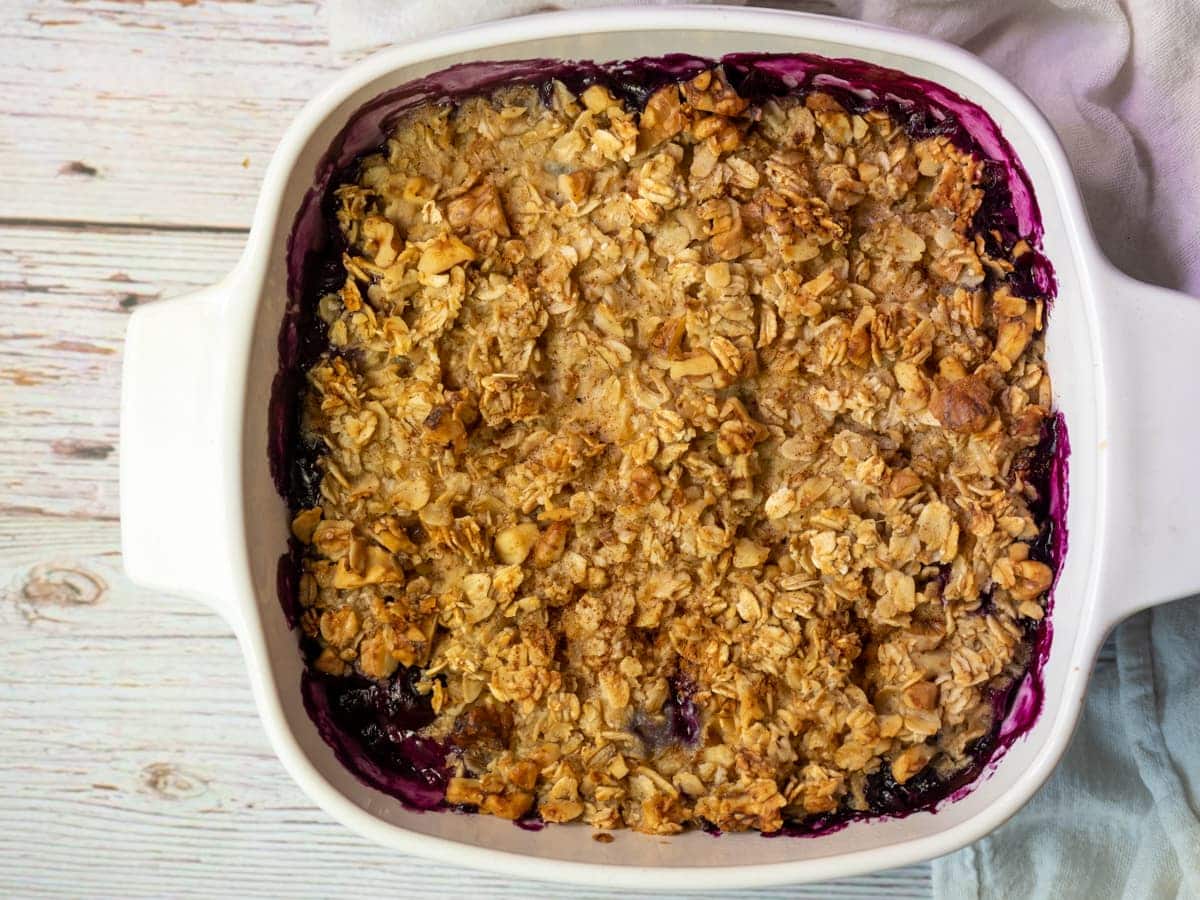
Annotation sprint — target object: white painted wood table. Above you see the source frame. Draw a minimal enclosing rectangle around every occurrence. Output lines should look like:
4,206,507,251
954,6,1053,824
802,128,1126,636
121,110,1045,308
0,2,932,895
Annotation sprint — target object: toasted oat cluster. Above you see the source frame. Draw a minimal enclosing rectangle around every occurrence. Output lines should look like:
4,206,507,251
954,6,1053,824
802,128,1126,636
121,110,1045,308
291,68,1053,834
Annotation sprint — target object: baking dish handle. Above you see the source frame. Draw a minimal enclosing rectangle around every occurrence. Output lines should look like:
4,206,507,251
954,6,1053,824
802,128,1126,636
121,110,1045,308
120,280,240,630
1096,262,1200,626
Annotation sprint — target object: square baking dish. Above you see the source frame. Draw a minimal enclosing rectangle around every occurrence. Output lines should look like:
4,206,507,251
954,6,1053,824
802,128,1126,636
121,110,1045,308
120,6,1200,889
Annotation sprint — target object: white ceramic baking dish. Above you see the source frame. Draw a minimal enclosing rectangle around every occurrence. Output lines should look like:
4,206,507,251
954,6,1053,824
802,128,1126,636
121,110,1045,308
120,6,1200,889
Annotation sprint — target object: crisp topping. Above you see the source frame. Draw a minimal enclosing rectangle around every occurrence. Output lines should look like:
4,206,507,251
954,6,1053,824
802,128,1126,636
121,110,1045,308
289,67,1053,834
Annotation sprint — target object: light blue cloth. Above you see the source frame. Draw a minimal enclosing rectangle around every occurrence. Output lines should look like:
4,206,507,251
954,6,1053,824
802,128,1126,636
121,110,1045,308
932,599,1200,899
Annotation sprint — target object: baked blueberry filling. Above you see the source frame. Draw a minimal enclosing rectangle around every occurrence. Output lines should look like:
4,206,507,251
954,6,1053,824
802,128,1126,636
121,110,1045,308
272,52,1069,836
302,667,447,810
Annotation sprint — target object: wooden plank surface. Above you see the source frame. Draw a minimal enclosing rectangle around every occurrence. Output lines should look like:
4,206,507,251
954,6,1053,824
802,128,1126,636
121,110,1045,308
0,1,933,896
1,0,338,229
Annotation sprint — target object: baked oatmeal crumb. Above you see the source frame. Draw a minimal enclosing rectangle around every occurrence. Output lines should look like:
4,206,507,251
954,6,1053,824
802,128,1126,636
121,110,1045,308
291,68,1054,834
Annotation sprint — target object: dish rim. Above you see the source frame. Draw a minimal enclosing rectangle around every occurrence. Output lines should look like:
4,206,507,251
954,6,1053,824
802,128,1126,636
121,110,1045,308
121,4,1200,889
244,10,1092,884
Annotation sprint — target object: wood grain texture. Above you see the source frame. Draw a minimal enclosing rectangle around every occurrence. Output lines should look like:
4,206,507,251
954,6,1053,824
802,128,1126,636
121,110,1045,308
0,226,246,519
0,1,933,895
1,0,338,229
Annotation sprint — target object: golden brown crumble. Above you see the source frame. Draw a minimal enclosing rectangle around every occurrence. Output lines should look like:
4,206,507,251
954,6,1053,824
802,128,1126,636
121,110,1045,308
292,69,1053,834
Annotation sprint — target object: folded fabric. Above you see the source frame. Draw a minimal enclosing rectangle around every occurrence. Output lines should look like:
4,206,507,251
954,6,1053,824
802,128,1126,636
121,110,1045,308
327,2,1200,896
934,601,1200,900
329,0,743,56
328,0,1200,296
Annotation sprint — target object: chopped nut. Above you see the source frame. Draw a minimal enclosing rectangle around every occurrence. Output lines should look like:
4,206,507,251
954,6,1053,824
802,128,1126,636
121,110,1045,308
480,790,535,820
447,182,510,237
418,233,475,274
682,68,749,116
639,85,687,151
1010,559,1054,602
889,468,924,498
331,546,405,588
532,521,569,568
540,799,584,823
931,375,995,434
904,681,940,710
495,523,540,566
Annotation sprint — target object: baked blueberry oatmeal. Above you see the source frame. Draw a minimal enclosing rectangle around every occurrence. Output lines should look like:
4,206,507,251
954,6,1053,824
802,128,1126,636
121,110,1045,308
275,55,1064,835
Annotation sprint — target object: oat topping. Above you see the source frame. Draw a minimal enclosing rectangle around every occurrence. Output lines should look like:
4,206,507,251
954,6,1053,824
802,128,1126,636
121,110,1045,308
288,67,1054,834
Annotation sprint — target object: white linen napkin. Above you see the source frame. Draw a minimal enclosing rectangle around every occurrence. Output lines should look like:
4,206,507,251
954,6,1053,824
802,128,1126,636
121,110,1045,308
328,0,1200,294
327,3,1200,896
329,1,743,57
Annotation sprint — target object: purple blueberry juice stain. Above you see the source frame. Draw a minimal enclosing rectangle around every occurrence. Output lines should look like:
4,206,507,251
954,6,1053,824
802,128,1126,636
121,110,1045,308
515,814,547,832
301,667,448,811
634,674,701,751
664,675,702,746
276,538,304,630
269,52,1070,831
